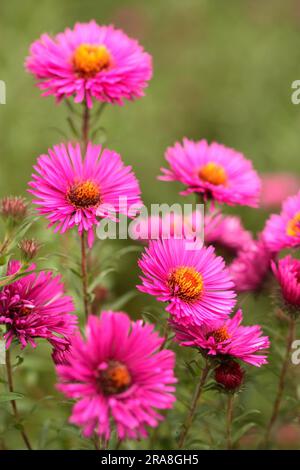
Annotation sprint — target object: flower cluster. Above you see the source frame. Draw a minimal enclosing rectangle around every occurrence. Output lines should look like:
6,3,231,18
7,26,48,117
4,17,295,450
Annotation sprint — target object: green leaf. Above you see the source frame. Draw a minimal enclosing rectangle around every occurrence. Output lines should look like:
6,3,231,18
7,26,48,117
0,392,24,402
107,290,138,310
0,267,47,287
66,117,79,138
233,409,261,424
232,422,256,444
88,267,116,290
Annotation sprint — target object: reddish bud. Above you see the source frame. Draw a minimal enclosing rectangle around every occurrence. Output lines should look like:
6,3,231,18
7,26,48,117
215,360,244,392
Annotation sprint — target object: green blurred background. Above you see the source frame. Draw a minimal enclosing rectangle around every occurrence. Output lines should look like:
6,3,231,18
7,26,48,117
1,0,300,450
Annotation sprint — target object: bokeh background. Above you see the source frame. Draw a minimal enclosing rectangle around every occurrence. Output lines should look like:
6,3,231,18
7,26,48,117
1,0,300,450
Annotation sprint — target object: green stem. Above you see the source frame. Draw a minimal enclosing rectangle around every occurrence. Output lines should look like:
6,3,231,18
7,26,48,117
81,231,89,319
226,394,234,450
264,317,296,446
82,102,90,151
5,349,32,450
178,360,211,448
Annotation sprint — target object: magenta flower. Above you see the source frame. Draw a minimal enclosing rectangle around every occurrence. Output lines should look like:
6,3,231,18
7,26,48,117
137,238,236,326
262,191,300,253
272,256,300,313
205,213,253,259
229,239,272,293
25,21,152,108
260,173,300,209
171,309,270,367
56,312,176,441
0,261,77,350
131,212,204,244
159,138,261,207
28,142,142,247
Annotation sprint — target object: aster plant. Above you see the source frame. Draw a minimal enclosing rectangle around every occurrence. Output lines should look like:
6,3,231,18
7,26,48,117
1,16,298,453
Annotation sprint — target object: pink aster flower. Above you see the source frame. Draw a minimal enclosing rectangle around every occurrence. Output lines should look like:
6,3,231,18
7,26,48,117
159,138,261,207
262,191,300,253
171,309,270,367
205,213,253,259
272,256,300,313
137,238,236,326
56,311,176,441
25,21,152,108
229,239,272,293
260,173,300,209
0,261,77,350
131,211,204,244
28,142,142,247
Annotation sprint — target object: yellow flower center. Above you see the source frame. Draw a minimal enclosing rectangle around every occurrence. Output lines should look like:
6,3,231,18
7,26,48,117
72,44,112,78
287,212,300,237
99,361,132,395
208,326,231,343
67,181,101,208
198,162,227,186
168,266,203,302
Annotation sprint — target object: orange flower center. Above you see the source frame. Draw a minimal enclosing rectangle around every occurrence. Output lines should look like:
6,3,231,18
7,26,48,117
99,361,132,395
286,212,300,237
198,162,227,186
72,44,112,78
168,266,203,302
208,326,231,343
67,181,101,208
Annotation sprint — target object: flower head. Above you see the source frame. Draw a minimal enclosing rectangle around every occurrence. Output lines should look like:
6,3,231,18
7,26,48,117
171,309,270,366
262,191,300,253
0,261,77,350
272,256,300,316
260,173,300,209
205,213,253,262
56,311,176,441
131,211,204,245
159,139,261,207
26,21,152,108
138,238,236,326
229,239,272,293
28,142,142,247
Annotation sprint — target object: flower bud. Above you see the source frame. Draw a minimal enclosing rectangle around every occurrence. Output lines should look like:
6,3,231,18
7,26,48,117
18,239,40,261
0,196,27,224
215,360,244,392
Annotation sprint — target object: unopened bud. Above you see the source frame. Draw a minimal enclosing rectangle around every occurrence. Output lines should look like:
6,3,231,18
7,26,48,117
0,196,27,224
19,239,39,261
215,360,244,392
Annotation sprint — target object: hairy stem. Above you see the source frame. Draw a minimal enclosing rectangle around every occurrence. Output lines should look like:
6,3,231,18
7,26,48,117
264,317,296,445
79,101,91,320
82,102,90,151
178,360,211,448
5,349,32,450
226,394,234,450
81,231,89,319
